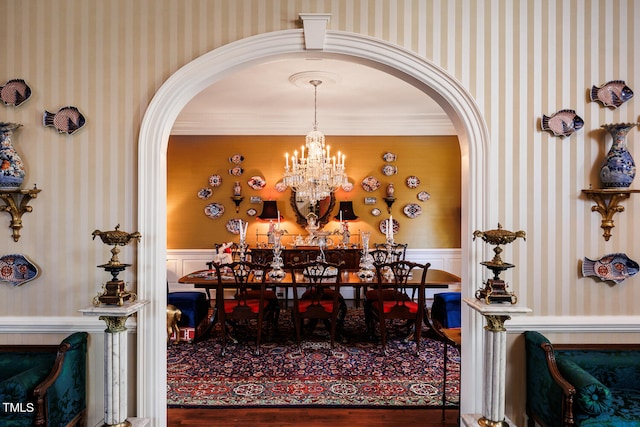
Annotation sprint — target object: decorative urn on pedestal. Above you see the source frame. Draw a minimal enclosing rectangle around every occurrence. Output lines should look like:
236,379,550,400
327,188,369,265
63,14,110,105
91,224,141,306
600,122,638,188
473,223,526,304
0,123,25,190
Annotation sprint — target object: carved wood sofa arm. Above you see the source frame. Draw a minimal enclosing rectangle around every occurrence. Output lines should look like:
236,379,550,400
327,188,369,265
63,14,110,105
541,342,577,427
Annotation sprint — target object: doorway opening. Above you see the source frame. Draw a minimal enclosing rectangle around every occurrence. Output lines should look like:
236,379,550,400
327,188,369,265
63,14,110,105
137,29,488,425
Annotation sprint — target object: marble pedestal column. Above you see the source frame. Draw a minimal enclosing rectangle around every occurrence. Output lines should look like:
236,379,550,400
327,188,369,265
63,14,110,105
462,298,531,427
80,300,149,427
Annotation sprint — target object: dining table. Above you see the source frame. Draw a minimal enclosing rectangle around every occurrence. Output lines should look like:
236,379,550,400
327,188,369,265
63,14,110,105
177,267,461,307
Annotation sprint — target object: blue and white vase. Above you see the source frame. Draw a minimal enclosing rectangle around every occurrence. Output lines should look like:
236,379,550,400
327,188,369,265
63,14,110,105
0,123,25,190
600,122,638,188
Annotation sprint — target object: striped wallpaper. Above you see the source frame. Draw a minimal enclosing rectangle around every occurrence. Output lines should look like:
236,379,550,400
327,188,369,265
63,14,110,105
2,0,638,319
1,1,639,424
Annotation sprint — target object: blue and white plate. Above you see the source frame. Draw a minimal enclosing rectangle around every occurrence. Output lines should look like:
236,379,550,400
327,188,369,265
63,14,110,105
403,203,422,218
208,174,222,187
204,202,225,219
198,188,213,199
417,191,430,201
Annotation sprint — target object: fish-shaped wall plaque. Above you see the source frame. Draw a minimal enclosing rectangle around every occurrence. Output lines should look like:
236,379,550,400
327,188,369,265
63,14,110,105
582,253,639,284
541,109,584,137
43,106,86,135
0,79,31,107
590,80,634,109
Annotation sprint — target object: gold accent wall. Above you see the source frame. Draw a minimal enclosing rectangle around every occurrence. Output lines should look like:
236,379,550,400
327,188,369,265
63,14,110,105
168,135,461,249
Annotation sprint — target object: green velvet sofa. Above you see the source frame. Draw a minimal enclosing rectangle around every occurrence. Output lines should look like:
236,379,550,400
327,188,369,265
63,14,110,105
0,332,87,427
525,331,640,427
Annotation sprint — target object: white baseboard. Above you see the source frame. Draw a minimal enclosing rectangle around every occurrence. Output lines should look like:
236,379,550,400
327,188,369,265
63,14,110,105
0,316,137,334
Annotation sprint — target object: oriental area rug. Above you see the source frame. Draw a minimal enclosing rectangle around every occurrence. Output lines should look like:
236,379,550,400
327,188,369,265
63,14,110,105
167,308,460,408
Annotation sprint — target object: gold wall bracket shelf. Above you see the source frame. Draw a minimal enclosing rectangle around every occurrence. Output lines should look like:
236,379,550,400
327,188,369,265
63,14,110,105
0,186,42,242
582,188,640,241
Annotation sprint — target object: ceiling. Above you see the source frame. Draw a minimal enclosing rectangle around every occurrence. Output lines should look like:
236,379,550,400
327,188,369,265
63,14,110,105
171,56,455,136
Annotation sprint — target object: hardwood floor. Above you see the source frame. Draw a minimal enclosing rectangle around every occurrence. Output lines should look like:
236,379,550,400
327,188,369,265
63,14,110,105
167,407,460,426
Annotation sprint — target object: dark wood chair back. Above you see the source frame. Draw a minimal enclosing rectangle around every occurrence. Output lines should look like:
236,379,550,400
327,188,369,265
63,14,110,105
214,261,269,356
289,260,345,349
372,260,430,354
373,242,408,261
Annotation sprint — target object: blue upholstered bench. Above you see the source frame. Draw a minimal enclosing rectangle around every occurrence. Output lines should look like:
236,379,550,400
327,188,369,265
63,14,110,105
431,292,461,329
0,332,87,427
168,291,211,342
525,331,640,427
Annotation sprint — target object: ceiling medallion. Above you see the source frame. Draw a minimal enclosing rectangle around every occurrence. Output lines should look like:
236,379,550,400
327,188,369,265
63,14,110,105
288,71,340,88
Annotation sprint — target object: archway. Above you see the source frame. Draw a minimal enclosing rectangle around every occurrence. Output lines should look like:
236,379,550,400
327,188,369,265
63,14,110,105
137,29,489,425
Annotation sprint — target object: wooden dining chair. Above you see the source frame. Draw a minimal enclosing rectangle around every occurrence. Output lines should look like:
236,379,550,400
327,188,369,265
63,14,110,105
369,249,390,266
214,261,275,356
373,242,408,262
289,260,347,350
368,260,430,354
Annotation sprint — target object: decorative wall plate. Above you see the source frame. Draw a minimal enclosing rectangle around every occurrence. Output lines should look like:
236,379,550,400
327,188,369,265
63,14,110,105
246,208,257,216
204,202,225,219
247,175,266,190
0,79,31,107
590,80,634,109
403,203,422,218
371,208,381,216
383,152,397,162
361,176,380,192
275,180,287,192
226,219,242,234
379,218,400,235
382,164,397,176
229,166,244,176
43,106,86,135
197,188,212,199
541,109,584,137
582,253,639,284
208,174,222,187
417,191,431,201
0,254,40,286
342,181,354,192
229,154,245,164
406,176,420,188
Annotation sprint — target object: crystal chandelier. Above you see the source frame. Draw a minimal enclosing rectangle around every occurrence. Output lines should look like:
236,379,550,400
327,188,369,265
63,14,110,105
283,79,348,206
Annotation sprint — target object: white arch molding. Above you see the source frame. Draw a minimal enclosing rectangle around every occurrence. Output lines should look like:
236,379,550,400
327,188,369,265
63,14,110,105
138,29,489,426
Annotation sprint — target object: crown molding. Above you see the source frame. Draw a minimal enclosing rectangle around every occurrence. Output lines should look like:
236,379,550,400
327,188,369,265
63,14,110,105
171,112,456,136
